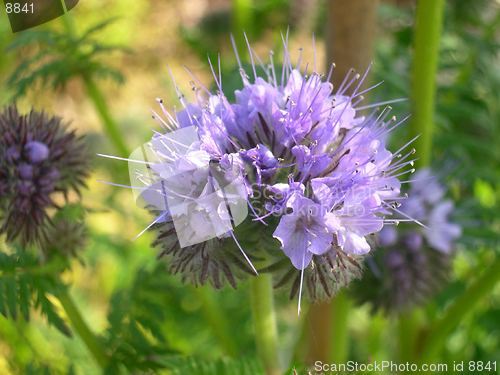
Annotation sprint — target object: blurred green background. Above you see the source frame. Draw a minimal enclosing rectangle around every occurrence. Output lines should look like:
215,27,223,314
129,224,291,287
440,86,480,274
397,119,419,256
0,0,500,374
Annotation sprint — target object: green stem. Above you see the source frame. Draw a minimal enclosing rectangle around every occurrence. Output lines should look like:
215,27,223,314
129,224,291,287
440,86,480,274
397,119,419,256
57,289,110,370
410,0,446,168
231,0,254,61
398,308,424,364
306,301,332,364
330,292,350,366
368,312,385,359
59,16,129,157
190,286,238,358
418,255,500,364
250,274,281,375
83,76,130,157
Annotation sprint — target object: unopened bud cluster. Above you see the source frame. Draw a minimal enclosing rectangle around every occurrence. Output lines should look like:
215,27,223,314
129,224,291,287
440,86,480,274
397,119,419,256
0,105,89,250
351,168,461,313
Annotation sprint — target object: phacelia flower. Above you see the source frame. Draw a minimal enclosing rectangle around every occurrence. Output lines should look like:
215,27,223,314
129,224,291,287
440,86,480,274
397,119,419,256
101,34,414,312
351,168,462,314
0,104,89,249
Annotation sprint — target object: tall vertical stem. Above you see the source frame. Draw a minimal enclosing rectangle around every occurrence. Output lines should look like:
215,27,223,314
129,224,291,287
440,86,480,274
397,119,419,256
409,0,446,168
250,274,281,375
398,308,424,364
329,292,351,365
83,76,130,157
231,0,254,62
60,15,130,157
191,286,239,358
400,0,445,363
326,0,379,94
305,0,379,366
306,301,332,364
57,289,110,370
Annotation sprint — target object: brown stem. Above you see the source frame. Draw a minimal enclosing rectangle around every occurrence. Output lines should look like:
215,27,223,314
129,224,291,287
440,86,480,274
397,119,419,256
326,0,380,95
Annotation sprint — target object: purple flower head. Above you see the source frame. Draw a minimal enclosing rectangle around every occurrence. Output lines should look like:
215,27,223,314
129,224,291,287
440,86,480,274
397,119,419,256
101,33,416,304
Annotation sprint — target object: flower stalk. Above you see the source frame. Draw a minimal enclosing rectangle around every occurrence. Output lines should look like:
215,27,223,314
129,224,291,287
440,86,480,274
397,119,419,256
418,255,500,364
402,0,445,364
410,0,446,168
83,76,130,157
60,14,130,157
231,0,254,59
191,286,239,358
56,289,110,370
330,292,351,365
250,274,281,375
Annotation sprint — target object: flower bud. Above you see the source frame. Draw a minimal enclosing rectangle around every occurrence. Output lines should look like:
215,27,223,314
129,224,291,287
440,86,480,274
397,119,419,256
25,141,50,164
6,147,20,165
17,165,35,180
17,180,35,196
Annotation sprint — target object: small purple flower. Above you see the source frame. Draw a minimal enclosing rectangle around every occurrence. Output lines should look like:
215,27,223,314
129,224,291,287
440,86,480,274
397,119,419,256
398,169,462,253
426,200,462,253
273,195,340,270
241,144,278,185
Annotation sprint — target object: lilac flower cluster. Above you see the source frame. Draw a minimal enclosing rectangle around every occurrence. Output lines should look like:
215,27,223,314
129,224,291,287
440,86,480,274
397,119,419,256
103,36,414,307
352,168,462,313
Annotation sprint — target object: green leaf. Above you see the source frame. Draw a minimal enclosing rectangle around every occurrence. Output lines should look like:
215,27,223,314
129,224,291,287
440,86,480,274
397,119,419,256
0,278,7,318
34,279,72,338
6,276,18,320
6,19,127,99
18,274,31,321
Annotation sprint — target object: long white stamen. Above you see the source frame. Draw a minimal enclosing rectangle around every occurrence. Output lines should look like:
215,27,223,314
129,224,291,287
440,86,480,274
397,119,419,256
230,230,258,275
298,252,306,316
97,154,153,165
